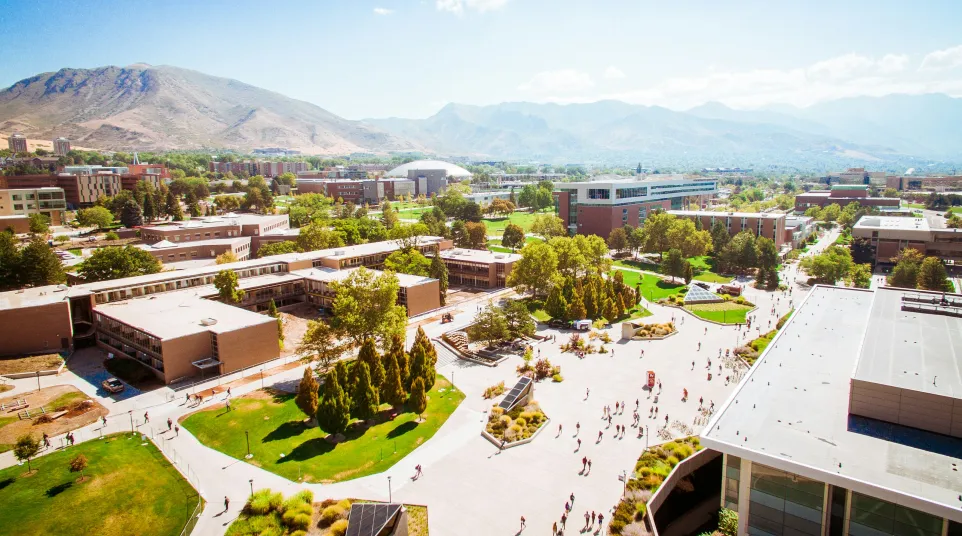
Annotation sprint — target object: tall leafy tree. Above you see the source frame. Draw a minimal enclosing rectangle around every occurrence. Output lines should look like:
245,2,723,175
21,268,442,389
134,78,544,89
257,240,301,257
607,227,628,255
380,201,399,230
120,199,144,228
18,237,66,287
710,220,730,255
529,214,566,239
13,435,40,473
408,376,428,421
507,242,558,298
428,252,449,306
384,248,431,276
350,362,379,420
79,246,162,282
299,319,349,370
661,248,686,282
917,257,952,291
28,213,50,235
501,223,525,251
330,267,407,351
297,220,345,251
887,249,924,288
295,368,319,424
316,370,350,435
214,269,245,303
76,206,114,228
470,305,510,347
166,190,184,221
0,231,20,290
544,281,568,320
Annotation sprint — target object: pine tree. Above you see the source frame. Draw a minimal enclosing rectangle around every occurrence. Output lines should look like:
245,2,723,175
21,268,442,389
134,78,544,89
380,351,407,410
350,362,379,421
429,253,449,305
142,192,156,222
335,361,353,407
413,326,436,366
267,300,284,346
166,190,184,221
316,370,350,435
603,297,618,322
357,338,385,389
567,288,587,320
545,283,568,320
407,342,428,392
408,376,428,421
295,368,319,424
384,334,409,388
18,237,66,287
120,199,143,228
583,278,598,319
683,262,694,284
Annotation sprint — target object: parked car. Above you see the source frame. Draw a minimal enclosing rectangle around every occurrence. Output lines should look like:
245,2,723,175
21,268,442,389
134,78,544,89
101,377,125,394
695,282,710,290
549,319,568,329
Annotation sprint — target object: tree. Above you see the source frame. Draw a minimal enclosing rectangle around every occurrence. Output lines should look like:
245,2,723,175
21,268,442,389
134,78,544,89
518,184,539,208
503,300,536,338
535,187,554,211
350,362,379,420
14,434,39,473
917,256,952,291
882,188,899,198
507,242,558,298
627,227,646,258
380,350,407,410
69,453,89,481
214,269,245,303
79,246,162,282
299,319,349,370
0,231,20,290
471,304,510,346
381,201,399,230
142,191,156,222
76,206,114,228
28,213,50,235
257,241,301,257
295,368,319,423
530,214,566,239
567,285,587,320
357,338,385,389
486,198,516,217
428,252,448,306
18,237,65,287
800,246,853,284
683,262,694,284
544,281,568,320
501,223,525,251
887,248,925,288
607,227,628,255
661,249,686,282
849,263,872,288
120,199,143,228
851,237,874,264
463,221,488,249
268,299,284,346
756,236,779,272
388,222,430,250
216,251,238,265
384,334,409,387
297,220,345,251
330,267,407,350
710,221,730,254
408,376,428,421
668,219,712,258
316,370,350,435
166,190,184,221
821,203,841,222
384,248,431,276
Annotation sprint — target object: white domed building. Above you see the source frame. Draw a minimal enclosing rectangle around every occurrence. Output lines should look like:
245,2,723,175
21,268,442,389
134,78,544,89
385,160,472,197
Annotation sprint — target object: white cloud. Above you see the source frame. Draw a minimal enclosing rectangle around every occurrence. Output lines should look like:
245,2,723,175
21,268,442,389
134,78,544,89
436,0,510,15
373,7,393,15
920,45,962,71
518,69,594,94
525,46,962,109
604,66,626,80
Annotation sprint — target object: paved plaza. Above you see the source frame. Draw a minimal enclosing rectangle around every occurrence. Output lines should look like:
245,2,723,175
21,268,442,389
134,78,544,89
0,243,810,536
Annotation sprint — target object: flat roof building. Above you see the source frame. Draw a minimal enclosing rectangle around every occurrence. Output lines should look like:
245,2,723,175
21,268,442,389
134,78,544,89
554,177,718,238
795,185,900,212
53,137,70,156
436,248,520,288
668,210,787,249
7,133,27,154
0,186,67,228
701,286,962,536
852,215,962,265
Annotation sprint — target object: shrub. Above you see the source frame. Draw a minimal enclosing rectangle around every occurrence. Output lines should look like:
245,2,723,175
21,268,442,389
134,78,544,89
34,414,53,424
54,235,69,243
663,441,679,452
247,489,278,515
674,444,693,459
290,531,307,536
667,455,680,467
483,381,506,399
104,232,119,240
320,505,345,526
329,519,349,536
514,417,527,428
490,406,504,417
292,489,313,504
718,508,738,536
552,373,564,382
534,358,553,380
336,499,352,511
289,513,311,531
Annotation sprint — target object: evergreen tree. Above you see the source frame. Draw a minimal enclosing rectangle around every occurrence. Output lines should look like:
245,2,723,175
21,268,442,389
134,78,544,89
335,361,353,402
683,261,694,284
316,370,350,435
917,257,952,291
267,299,284,346
603,297,618,322
408,376,428,421
120,199,143,228
18,236,65,287
357,338,385,389
142,192,156,222
350,362,379,421
428,252,449,306
384,334,409,388
583,277,598,319
186,190,202,218
380,351,407,409
407,342,428,392
295,368,319,423
544,283,568,320
567,288,587,320
413,326,436,366
166,190,184,221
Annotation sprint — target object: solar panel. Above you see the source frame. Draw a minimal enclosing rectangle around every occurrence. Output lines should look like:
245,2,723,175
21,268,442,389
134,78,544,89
683,284,722,304
345,503,403,536
498,376,532,411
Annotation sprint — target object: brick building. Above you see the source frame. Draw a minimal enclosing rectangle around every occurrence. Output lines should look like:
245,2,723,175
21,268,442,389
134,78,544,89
851,216,962,265
554,177,718,238
436,249,519,288
0,187,67,228
795,185,900,211
667,210,788,248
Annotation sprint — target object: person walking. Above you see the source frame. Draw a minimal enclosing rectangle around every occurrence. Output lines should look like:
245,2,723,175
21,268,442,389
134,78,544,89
598,513,604,528
520,516,526,530
143,411,149,423
553,521,558,534
227,387,232,397
224,496,230,512
582,456,588,471
226,399,232,412
597,430,603,442
570,492,575,505
585,388,590,399
576,422,580,435
584,511,590,530
561,513,567,530
577,438,582,449
587,459,592,472
174,424,180,437
558,423,562,436
102,415,108,427
167,418,173,431
591,511,597,527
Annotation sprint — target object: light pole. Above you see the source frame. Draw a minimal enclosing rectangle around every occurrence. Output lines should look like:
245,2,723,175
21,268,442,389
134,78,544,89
621,470,628,496
245,431,253,459
36,371,41,392
645,425,649,450
388,476,392,503
129,410,134,433
260,367,265,388
249,479,254,497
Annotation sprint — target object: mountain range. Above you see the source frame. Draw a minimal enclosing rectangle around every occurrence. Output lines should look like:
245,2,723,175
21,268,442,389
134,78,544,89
1,64,961,168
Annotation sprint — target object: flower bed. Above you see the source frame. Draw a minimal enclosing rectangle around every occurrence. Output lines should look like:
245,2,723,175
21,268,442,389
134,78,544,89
485,401,547,444
623,321,676,340
608,436,703,535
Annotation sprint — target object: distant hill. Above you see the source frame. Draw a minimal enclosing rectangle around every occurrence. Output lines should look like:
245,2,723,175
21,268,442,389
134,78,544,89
0,65,420,154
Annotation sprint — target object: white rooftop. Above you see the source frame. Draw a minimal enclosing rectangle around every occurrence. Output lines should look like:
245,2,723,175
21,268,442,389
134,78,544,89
0,285,70,309
854,216,930,231
668,209,785,220
294,267,435,288
137,237,248,251
701,286,962,521
94,292,273,339
437,248,520,264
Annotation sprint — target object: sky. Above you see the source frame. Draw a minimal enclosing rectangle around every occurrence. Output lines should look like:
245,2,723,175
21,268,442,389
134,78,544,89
1,0,962,120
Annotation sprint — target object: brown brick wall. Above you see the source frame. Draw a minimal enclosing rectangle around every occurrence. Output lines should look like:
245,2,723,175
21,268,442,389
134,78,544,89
160,333,214,383
0,301,72,356
214,321,280,374
403,281,441,316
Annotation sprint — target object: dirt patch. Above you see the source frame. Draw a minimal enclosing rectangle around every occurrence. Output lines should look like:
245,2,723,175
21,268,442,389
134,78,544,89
278,303,320,358
0,353,63,375
0,385,107,448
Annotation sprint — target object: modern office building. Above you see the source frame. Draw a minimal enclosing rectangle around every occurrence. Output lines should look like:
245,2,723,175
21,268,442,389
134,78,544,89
1,173,122,207
553,177,719,238
209,160,308,177
851,216,962,265
53,137,71,156
300,267,440,316
795,186,900,211
821,168,888,186
380,178,416,200
702,285,962,536
0,187,67,227
887,175,962,192
7,133,27,153
436,249,520,288
784,215,815,248
139,215,289,244
668,210,787,248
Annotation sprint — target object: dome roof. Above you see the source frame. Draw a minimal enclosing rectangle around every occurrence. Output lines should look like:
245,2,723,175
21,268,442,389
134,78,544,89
385,160,472,178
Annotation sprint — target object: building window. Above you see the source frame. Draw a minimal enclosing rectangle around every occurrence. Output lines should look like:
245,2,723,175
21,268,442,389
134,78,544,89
849,493,942,536
587,188,610,200
724,454,740,511
748,463,824,536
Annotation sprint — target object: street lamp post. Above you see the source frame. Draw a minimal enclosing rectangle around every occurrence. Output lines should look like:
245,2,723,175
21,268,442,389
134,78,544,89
249,479,254,497
622,470,628,496
128,410,134,433
36,371,41,392
245,431,253,459
260,367,265,388
645,425,649,450
388,476,392,503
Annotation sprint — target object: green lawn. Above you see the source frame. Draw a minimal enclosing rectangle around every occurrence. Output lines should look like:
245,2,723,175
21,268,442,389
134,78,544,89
182,375,464,484
684,302,753,324
488,236,543,253
0,433,200,536
613,269,687,301
613,255,733,284
481,210,551,234
905,203,925,209
521,298,551,322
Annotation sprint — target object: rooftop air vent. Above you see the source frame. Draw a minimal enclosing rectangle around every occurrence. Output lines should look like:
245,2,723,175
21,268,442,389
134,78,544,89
200,318,218,326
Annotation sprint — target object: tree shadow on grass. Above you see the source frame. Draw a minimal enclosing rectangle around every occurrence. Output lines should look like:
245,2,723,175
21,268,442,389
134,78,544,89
279,437,335,462
263,421,308,443
0,477,13,491
267,390,296,404
386,420,419,439
656,280,685,290
45,481,72,497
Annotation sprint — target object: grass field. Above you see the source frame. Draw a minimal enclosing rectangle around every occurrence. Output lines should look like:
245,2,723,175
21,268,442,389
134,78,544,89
481,211,543,234
0,433,200,536
684,302,753,324
488,236,543,253
0,353,63,374
182,375,464,483
613,255,733,284
613,269,687,301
